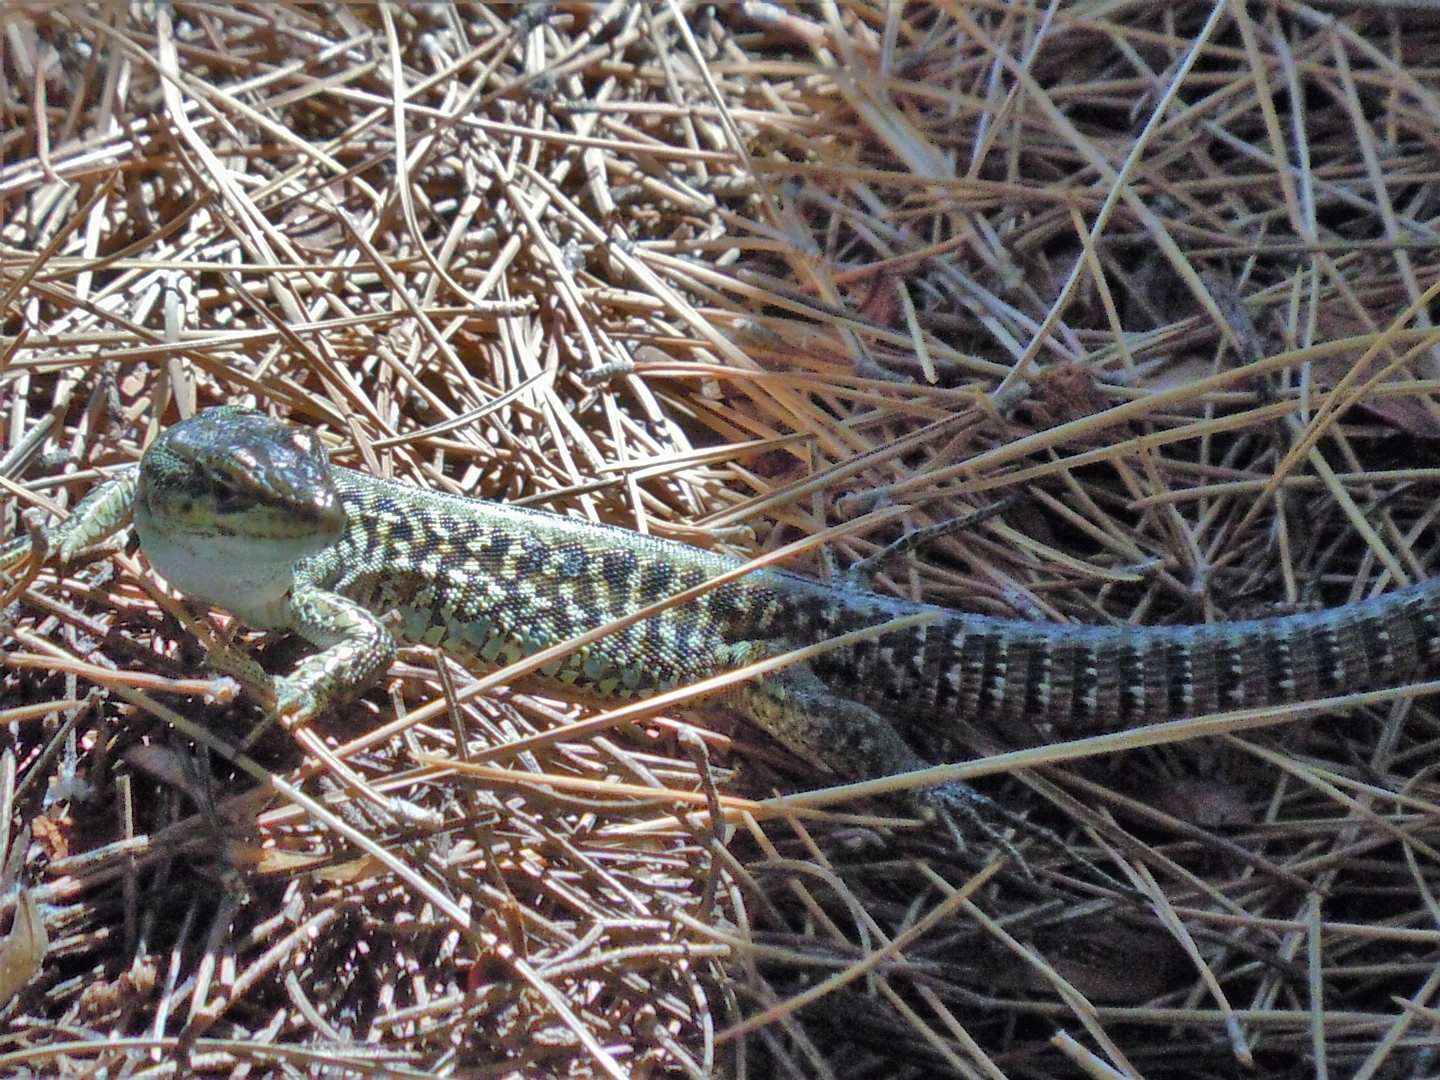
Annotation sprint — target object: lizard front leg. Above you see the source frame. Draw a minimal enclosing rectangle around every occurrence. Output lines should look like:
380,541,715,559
271,586,397,726
1,465,140,575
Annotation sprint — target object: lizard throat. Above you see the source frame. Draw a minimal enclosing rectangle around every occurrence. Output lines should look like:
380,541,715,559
133,507,306,629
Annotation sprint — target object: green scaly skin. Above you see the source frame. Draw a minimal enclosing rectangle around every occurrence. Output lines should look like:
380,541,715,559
1,409,940,796
7,407,1440,827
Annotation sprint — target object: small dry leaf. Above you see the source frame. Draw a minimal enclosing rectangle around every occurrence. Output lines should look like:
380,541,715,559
0,888,49,1005
851,271,902,327
124,745,210,807
1021,361,1112,429
1310,301,1440,437
1151,777,1254,828
1311,354,1440,437
29,814,69,862
1043,922,1182,1003
986,917,1183,1003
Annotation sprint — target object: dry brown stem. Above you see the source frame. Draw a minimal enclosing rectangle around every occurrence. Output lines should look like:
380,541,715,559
2,2,1440,1076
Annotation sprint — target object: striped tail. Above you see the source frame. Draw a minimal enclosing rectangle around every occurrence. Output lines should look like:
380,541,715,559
832,579,1440,747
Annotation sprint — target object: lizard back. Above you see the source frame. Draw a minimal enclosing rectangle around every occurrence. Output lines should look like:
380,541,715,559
305,469,1440,747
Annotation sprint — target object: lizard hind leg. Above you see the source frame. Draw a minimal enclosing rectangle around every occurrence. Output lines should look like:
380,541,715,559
735,660,936,781
732,659,1128,882
735,660,1029,864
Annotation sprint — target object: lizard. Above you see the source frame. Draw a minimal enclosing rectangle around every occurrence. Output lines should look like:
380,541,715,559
3,406,1438,825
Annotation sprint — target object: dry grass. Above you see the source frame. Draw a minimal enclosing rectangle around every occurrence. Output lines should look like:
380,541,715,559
2,1,1440,1076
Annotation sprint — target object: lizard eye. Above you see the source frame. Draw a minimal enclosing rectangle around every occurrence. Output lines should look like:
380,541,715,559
211,477,245,512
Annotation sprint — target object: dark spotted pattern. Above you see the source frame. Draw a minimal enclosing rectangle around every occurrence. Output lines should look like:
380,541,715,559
21,409,1440,788
290,462,1440,758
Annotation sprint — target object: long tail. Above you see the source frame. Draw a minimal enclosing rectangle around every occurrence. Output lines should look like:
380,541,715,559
829,578,1440,745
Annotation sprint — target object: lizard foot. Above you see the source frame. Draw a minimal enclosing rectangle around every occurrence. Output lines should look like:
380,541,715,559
913,780,1036,875
915,780,1128,894
271,676,321,732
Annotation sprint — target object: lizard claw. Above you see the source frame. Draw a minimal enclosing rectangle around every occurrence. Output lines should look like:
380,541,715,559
916,780,1131,895
914,780,1037,876
272,678,319,731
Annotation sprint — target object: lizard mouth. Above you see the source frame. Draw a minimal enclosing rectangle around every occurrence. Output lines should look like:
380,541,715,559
135,486,345,570
136,463,345,548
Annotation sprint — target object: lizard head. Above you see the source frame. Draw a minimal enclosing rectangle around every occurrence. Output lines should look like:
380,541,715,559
132,407,346,624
